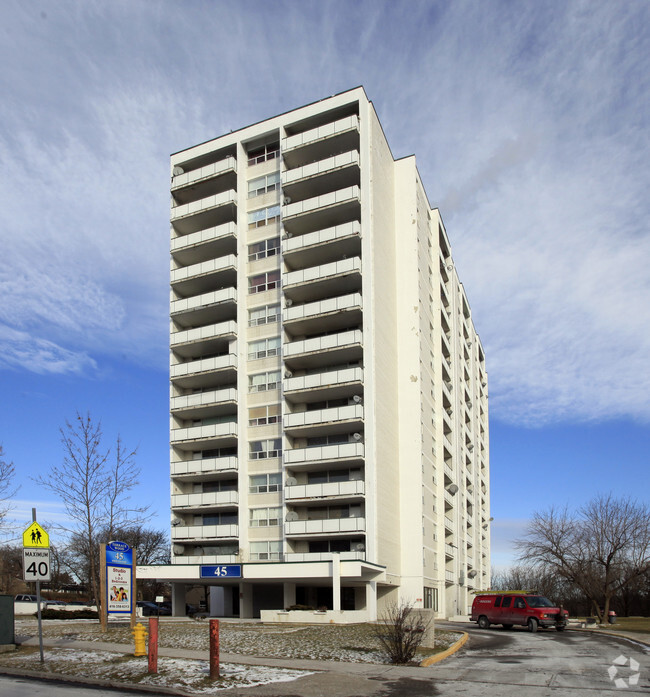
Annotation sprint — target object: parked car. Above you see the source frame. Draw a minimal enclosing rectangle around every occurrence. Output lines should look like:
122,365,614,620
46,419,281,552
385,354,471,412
137,601,161,616
14,594,38,603
44,600,68,608
471,591,569,632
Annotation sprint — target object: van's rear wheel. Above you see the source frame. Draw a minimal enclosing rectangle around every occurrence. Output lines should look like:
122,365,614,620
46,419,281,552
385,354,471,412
478,616,490,630
527,618,539,633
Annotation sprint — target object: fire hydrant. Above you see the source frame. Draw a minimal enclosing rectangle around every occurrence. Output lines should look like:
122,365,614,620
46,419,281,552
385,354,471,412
133,623,148,656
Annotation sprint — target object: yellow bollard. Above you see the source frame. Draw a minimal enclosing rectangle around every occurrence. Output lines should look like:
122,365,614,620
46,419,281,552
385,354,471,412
132,622,148,656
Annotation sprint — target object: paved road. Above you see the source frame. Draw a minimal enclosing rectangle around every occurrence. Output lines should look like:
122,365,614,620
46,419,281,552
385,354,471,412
4,624,650,696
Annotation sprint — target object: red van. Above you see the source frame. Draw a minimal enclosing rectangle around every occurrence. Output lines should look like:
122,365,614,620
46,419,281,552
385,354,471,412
471,591,568,632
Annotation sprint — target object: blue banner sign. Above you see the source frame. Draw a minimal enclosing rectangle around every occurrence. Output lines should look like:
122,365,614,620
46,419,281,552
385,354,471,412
200,564,242,579
106,540,133,567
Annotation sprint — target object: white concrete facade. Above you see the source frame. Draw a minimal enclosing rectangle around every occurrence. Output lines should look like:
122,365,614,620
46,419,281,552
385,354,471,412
161,87,490,620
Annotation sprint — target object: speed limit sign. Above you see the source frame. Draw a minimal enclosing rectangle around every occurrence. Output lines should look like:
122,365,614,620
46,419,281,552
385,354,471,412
23,548,51,581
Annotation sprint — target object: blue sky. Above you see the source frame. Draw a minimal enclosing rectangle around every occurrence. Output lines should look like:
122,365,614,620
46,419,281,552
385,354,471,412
1,0,648,569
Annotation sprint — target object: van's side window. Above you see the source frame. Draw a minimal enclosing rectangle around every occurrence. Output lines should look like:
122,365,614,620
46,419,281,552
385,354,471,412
514,597,525,609
501,596,512,608
494,596,502,607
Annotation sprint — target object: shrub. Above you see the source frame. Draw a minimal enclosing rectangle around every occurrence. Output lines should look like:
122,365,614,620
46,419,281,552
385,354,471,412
38,609,99,620
372,601,431,664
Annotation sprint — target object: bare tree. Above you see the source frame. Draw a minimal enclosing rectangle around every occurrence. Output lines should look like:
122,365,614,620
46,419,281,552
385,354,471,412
516,494,650,622
32,412,148,615
0,445,17,528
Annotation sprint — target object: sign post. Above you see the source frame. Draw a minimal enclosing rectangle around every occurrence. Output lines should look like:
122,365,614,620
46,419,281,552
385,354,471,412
22,510,50,663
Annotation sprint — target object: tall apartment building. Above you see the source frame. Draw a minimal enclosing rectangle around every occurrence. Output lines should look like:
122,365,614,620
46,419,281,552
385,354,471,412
164,87,490,620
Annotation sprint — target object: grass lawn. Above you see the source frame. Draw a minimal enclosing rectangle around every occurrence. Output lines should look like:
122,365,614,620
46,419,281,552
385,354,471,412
611,616,650,635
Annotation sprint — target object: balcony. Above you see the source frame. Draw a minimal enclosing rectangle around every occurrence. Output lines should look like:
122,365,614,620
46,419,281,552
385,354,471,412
170,422,238,450
282,186,360,236
171,156,237,192
171,222,237,267
282,115,360,168
171,254,237,297
445,570,455,584
171,190,237,235
284,404,364,437
284,367,363,402
284,551,365,562
283,293,362,335
284,442,365,471
174,554,238,565
445,543,455,559
284,329,363,370
282,221,361,271
444,515,454,531
171,524,239,541
282,151,360,202
283,257,361,304
170,354,237,390
170,388,237,420
171,491,238,511
170,456,238,480
285,480,365,502
285,517,366,537
170,320,237,359
170,287,237,329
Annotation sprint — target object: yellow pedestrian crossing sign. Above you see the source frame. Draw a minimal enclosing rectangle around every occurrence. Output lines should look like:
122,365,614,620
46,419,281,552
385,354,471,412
23,522,49,548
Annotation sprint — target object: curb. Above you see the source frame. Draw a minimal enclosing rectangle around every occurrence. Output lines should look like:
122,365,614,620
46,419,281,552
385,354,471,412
420,632,469,667
568,626,650,648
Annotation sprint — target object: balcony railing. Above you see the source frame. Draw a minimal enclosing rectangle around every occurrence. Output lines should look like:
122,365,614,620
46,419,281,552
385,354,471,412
285,480,365,501
283,257,361,289
170,320,237,350
171,254,237,287
285,517,366,536
284,293,362,326
170,456,237,478
445,570,455,583
284,442,365,467
282,115,359,153
284,551,365,562
170,388,237,414
170,422,238,444
284,367,363,394
284,404,363,430
170,354,237,382
283,221,360,251
283,186,360,220
171,524,239,540
171,190,237,221
445,543,456,558
171,491,238,509
282,151,359,186
284,329,362,359
172,221,237,250
172,554,238,565
171,157,237,190
170,288,236,318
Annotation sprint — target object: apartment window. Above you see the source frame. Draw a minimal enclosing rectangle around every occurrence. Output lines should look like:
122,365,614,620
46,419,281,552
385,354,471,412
201,479,237,493
194,446,237,459
249,472,282,492
249,507,282,527
249,270,280,294
249,304,281,327
247,142,279,166
306,433,350,447
309,539,352,553
248,205,281,229
248,404,281,427
248,172,280,197
307,469,357,484
249,438,282,460
248,237,280,261
307,504,362,520
248,337,280,360
201,512,238,526
249,540,282,561
249,370,281,392
423,586,438,611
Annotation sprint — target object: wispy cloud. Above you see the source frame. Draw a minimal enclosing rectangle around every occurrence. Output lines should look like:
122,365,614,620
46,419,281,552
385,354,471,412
0,0,647,425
